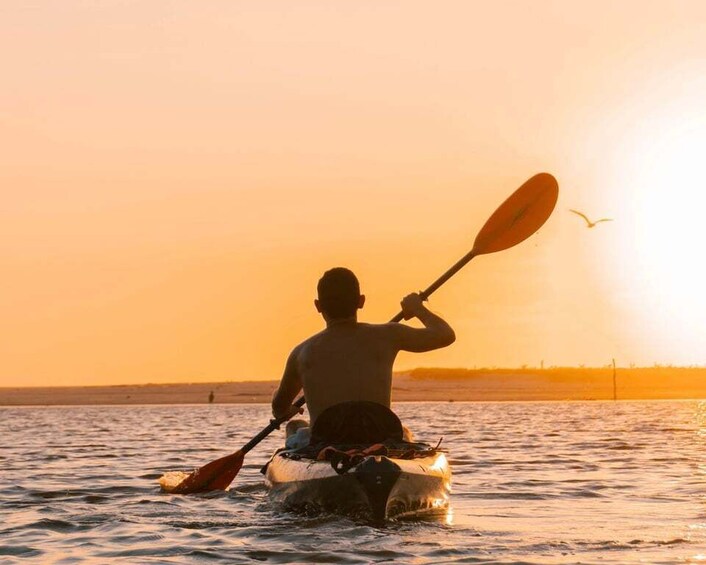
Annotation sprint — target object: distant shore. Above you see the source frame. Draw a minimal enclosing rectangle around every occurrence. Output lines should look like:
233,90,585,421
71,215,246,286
2,367,705,406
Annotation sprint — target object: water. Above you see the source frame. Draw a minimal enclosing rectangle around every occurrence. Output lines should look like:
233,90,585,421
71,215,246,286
2,401,706,564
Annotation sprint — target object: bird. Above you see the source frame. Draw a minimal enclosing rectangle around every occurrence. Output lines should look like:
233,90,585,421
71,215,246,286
569,209,613,228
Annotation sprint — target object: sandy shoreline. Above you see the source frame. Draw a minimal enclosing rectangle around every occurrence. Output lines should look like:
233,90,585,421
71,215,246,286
2,367,705,406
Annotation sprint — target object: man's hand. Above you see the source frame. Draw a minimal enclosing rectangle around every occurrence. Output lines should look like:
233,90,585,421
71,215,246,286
400,293,427,321
393,293,456,352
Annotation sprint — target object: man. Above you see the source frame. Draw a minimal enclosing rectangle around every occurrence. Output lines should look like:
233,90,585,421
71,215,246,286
272,267,455,444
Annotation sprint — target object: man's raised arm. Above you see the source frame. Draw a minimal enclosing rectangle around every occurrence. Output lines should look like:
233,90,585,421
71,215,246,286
390,293,456,352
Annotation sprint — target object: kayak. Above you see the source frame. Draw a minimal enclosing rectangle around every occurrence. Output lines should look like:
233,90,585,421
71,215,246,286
264,445,451,522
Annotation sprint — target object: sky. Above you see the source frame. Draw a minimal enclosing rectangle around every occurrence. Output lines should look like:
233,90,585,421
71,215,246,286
1,1,705,387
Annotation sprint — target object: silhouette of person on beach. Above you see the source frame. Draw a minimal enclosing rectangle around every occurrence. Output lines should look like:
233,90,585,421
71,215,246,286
208,390,214,404
272,267,455,448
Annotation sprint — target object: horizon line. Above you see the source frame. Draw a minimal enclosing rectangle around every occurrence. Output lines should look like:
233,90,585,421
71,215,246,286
3,363,706,390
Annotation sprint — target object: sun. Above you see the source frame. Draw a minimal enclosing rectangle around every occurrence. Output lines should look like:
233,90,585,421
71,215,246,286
617,116,706,362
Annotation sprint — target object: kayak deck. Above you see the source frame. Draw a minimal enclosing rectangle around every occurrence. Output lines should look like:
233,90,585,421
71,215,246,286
264,448,451,522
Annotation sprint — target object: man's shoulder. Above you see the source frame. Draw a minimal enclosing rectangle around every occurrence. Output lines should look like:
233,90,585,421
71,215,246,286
291,330,326,355
357,322,405,341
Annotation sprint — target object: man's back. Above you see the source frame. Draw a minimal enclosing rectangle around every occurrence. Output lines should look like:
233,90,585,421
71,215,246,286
296,322,397,425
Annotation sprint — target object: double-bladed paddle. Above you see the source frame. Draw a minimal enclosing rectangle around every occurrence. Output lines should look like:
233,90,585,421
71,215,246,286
159,172,559,494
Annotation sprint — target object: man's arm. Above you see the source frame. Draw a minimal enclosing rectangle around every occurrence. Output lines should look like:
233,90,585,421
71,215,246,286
271,346,304,419
390,293,456,352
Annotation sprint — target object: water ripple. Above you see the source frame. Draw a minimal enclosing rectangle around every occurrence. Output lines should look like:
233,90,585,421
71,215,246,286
2,401,706,563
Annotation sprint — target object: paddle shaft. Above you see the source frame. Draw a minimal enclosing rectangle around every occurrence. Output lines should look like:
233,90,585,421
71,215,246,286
389,249,477,323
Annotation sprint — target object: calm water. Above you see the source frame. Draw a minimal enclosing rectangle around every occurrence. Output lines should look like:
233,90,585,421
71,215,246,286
2,401,706,564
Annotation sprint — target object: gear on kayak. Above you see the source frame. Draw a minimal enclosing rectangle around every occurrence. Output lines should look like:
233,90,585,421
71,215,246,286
310,401,404,444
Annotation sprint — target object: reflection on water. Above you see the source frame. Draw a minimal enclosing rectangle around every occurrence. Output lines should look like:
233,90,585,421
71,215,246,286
2,400,706,563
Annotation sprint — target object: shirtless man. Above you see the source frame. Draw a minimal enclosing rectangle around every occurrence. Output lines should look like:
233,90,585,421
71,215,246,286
271,267,455,442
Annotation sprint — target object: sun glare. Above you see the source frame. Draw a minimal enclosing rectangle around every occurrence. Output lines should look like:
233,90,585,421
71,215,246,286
621,115,706,360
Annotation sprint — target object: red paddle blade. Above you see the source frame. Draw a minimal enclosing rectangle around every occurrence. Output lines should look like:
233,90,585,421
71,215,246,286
159,450,245,494
472,173,559,255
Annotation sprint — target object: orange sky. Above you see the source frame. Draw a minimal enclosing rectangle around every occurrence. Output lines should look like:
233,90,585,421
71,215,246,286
1,1,705,387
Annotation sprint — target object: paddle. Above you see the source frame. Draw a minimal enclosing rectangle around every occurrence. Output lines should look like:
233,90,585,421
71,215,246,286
159,172,558,494
390,171,559,322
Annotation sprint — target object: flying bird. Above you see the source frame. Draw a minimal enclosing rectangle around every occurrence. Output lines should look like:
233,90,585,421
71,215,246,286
569,209,613,228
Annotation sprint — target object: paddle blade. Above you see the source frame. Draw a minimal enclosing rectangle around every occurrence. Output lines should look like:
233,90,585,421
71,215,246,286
472,173,559,255
159,450,245,494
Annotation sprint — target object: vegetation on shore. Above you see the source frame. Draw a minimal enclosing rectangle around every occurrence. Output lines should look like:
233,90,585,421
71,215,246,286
405,366,706,401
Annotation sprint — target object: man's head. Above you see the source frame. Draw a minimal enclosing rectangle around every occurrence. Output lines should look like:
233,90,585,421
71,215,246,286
315,267,365,321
